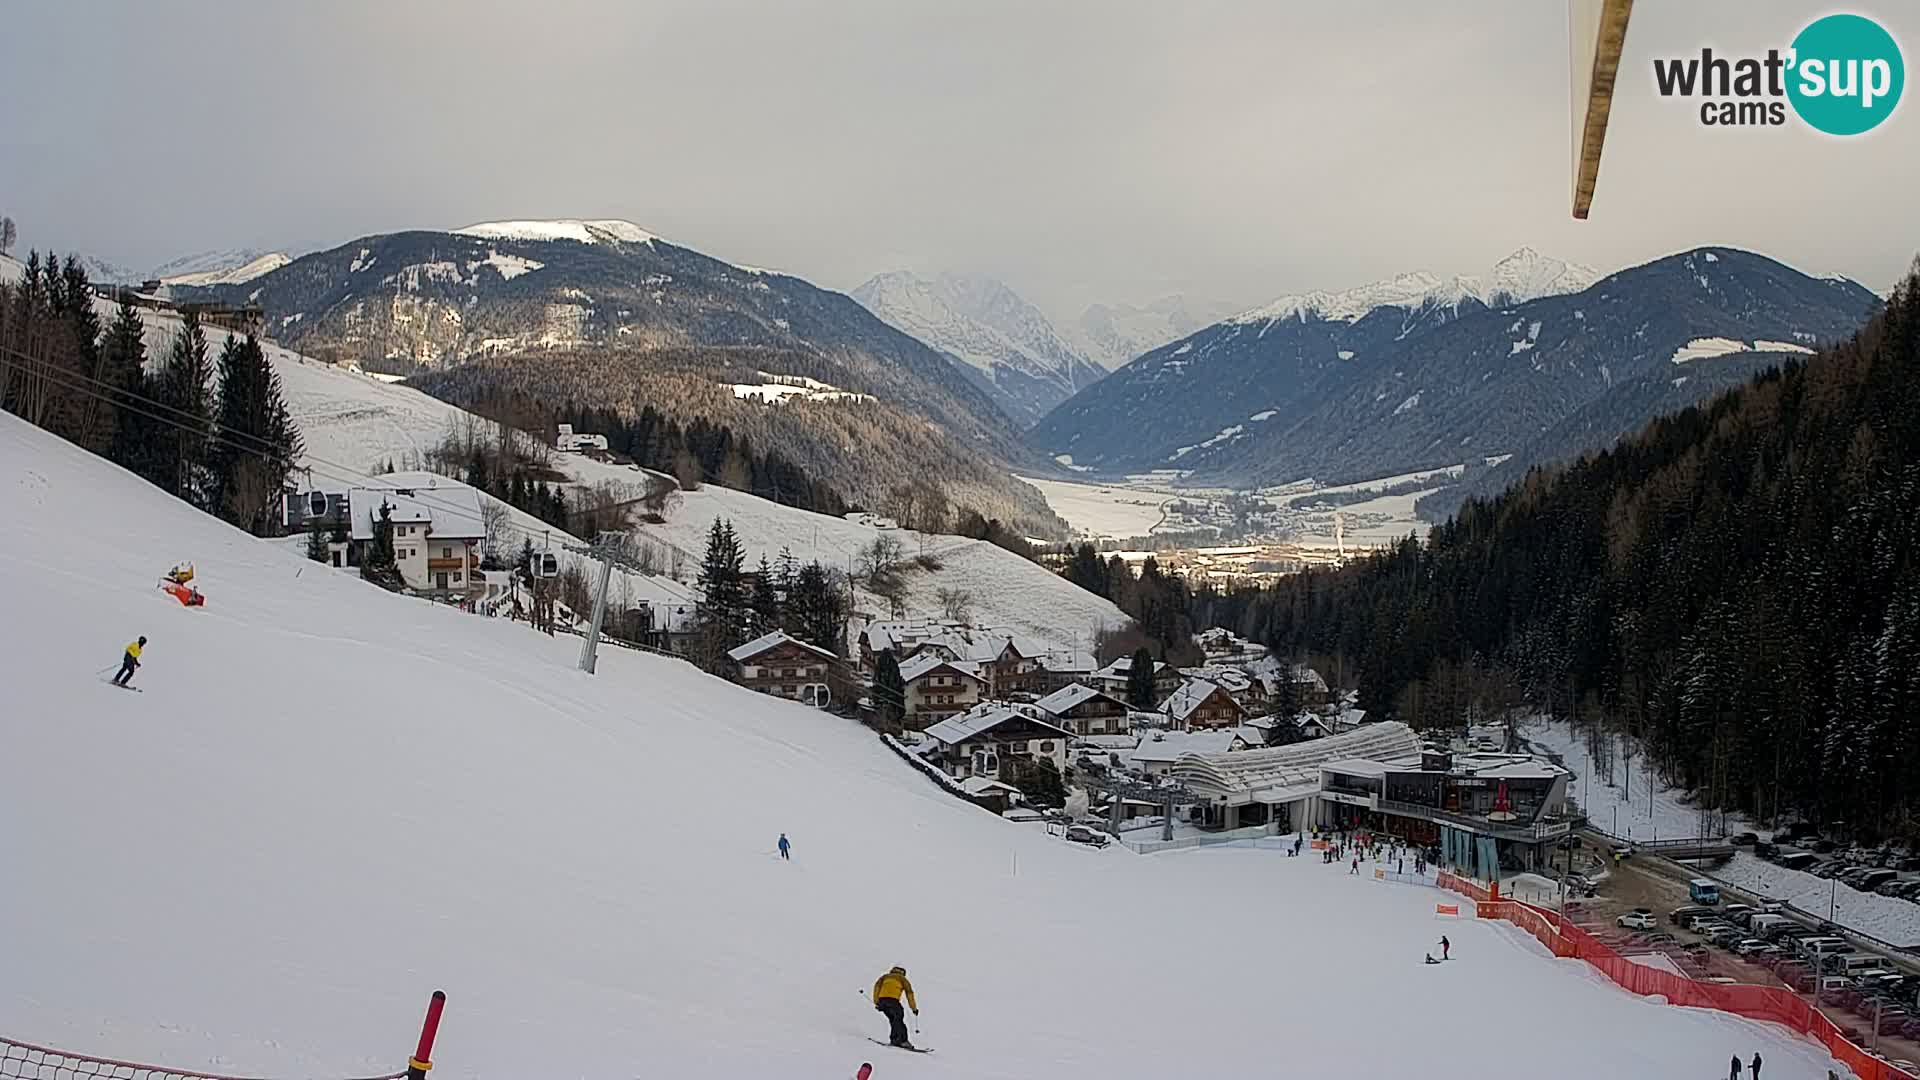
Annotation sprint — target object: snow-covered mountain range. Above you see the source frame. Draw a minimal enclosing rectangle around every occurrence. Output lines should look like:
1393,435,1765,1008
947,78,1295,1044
72,248,292,287
1031,247,1881,500
1226,248,1599,326
852,271,1108,427
1070,294,1243,372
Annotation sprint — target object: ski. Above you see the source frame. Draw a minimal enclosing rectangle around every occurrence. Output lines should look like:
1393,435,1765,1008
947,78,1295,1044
868,1039,934,1054
102,679,142,692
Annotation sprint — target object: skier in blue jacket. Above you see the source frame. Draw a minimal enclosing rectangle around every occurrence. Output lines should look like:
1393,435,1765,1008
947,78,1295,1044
778,833,791,860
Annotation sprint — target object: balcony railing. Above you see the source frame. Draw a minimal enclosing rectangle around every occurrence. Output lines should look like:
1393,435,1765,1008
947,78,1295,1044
1376,798,1580,841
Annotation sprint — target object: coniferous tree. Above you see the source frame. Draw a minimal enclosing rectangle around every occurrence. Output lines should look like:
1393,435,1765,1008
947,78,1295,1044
789,561,846,655
210,334,302,534
153,312,215,508
1126,645,1158,709
306,519,331,563
873,648,907,731
100,296,153,476
694,516,748,668
748,555,780,636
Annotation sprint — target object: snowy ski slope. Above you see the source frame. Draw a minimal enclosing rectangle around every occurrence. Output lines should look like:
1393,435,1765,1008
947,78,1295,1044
0,412,1846,1080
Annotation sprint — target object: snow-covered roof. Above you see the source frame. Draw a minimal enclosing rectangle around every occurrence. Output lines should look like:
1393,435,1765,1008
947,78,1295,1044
1128,730,1238,765
1179,666,1253,694
1322,757,1393,778
1162,678,1241,723
923,704,1071,747
1094,656,1170,681
898,653,985,685
1073,734,1139,751
345,477,488,542
960,776,1025,800
1172,722,1422,797
1034,683,1121,716
726,630,836,664
1232,726,1271,749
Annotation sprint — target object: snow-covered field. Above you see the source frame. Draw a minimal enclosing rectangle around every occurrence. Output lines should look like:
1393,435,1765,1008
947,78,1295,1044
1015,475,1170,539
626,479,1127,651
0,413,1849,1080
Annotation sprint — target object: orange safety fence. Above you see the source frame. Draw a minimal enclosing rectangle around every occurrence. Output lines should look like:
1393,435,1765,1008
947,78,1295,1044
1435,875,1917,1080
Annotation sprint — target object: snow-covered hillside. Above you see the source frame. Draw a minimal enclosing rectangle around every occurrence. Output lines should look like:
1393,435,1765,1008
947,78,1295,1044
1069,295,1240,371
49,272,1118,646
159,251,292,287
0,411,1847,1080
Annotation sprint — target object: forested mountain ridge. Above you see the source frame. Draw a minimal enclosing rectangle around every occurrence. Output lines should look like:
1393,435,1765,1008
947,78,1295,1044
409,345,1066,539
1033,248,1879,495
1198,261,1920,838
178,221,1065,535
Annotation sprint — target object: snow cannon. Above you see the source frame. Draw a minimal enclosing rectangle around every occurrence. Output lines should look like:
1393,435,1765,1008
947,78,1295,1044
161,581,206,607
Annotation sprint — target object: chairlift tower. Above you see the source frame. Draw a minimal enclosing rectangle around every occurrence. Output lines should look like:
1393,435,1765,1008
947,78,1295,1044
1078,770,1208,843
565,535,661,674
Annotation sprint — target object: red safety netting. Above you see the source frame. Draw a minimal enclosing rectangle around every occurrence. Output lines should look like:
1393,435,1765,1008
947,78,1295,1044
0,1037,405,1080
1435,875,1918,1080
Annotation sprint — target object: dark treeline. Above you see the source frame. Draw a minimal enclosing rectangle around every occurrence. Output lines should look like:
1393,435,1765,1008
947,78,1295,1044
1059,545,1205,667
565,402,853,519
1,251,300,534
1189,264,1920,839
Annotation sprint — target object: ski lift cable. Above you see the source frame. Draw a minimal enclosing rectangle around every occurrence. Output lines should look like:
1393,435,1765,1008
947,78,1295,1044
15,353,661,563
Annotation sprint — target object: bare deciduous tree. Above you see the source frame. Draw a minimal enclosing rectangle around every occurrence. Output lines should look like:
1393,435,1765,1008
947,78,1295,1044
936,586,974,623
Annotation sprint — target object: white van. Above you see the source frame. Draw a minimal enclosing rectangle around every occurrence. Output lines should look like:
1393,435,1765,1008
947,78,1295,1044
1836,953,1890,977
1750,914,1791,939
1801,937,1853,963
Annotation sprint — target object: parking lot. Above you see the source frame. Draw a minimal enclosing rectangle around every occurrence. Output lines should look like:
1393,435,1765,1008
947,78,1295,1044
1566,841,1920,1072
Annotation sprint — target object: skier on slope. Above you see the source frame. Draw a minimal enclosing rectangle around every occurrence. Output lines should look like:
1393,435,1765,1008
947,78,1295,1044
112,636,146,687
778,833,791,860
1439,935,1450,960
871,965,919,1049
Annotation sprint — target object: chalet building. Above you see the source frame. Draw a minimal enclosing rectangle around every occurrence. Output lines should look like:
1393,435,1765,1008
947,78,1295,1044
1161,678,1248,731
286,475,487,598
898,653,988,726
1091,655,1181,703
727,631,836,705
918,703,1073,781
1125,730,1238,778
1034,683,1131,738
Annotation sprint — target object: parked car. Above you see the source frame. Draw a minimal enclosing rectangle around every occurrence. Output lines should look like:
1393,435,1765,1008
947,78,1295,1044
1731,831,1759,846
1723,904,1756,927
1670,905,1713,927
1819,976,1857,1002
1735,938,1773,956
1708,926,1745,948
1777,852,1820,871
1859,868,1899,891
1064,825,1111,848
1876,879,1908,896
1617,911,1656,930
1755,841,1780,860
1815,862,1844,878
1688,878,1723,904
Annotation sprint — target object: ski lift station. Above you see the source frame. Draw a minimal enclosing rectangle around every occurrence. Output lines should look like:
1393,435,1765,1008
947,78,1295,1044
1170,722,1576,876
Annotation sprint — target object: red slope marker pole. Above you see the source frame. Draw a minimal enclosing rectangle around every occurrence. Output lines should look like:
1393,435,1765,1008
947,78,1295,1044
407,990,447,1080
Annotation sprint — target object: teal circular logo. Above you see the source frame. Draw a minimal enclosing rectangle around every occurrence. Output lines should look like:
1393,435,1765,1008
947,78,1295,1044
1787,14,1904,135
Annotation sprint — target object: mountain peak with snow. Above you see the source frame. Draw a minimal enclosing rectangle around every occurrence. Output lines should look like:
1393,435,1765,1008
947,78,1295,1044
852,270,1107,426
1228,249,1600,327
452,218,661,246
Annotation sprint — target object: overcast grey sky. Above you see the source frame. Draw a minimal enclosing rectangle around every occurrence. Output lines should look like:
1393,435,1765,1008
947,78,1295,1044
3,1,1915,320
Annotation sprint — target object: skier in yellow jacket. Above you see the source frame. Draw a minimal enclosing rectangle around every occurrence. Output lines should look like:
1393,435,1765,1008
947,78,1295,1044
112,636,146,687
871,966,918,1048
